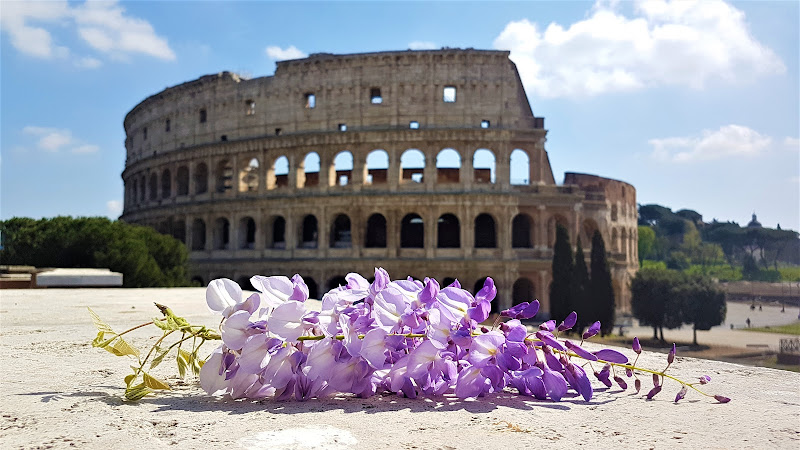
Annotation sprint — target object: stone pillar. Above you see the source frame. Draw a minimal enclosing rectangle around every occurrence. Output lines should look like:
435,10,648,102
424,150,435,191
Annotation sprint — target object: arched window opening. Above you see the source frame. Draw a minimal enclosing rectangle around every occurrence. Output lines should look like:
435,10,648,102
474,213,497,248
215,160,233,193
176,166,189,196
302,152,320,188
400,213,424,248
513,278,536,316
401,149,425,183
300,215,318,248
140,175,146,202
333,151,353,186
510,149,530,185
305,277,319,300
172,219,186,243
612,228,619,254
437,214,460,248
238,276,255,291
191,219,206,251
161,169,171,199
238,217,256,249
436,148,461,184
327,276,348,291
547,215,570,246
149,174,158,201
213,218,230,250
271,216,286,249
269,155,289,189
473,149,496,184
366,150,389,185
194,163,208,194
442,277,457,287
621,228,628,260
330,214,352,248
365,213,387,248
132,179,139,205
474,277,497,314
239,158,259,192
512,214,533,248
582,219,599,246
191,276,204,287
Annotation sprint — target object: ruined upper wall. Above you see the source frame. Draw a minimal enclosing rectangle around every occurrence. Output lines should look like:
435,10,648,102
123,49,543,164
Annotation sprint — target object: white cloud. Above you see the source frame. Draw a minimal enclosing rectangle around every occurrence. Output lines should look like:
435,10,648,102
0,0,174,65
265,45,307,61
649,124,772,163
493,0,786,98
74,56,102,69
408,41,437,50
21,126,98,155
106,200,123,217
784,137,800,148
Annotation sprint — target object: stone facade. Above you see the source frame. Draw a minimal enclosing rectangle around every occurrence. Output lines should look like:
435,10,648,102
120,49,638,316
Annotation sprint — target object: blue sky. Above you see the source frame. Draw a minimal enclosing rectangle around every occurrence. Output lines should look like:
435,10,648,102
1,0,798,230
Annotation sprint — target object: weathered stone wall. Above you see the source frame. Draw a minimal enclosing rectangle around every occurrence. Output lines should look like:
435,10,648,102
120,49,637,316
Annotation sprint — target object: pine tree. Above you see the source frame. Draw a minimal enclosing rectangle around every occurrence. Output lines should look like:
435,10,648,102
590,230,615,336
549,224,573,322
571,237,591,334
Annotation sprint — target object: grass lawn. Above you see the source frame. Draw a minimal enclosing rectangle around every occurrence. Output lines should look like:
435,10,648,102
742,321,800,335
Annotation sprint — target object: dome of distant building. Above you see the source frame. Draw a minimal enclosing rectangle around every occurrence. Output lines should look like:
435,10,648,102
119,49,639,316
747,213,762,228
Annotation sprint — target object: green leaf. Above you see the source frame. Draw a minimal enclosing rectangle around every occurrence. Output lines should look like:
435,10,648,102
92,331,107,347
124,383,152,401
87,308,114,333
149,345,170,369
152,317,173,331
176,351,188,379
124,374,136,387
100,336,140,358
143,372,171,390
190,351,203,376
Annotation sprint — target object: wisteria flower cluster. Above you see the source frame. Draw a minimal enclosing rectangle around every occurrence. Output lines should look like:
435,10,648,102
185,268,729,404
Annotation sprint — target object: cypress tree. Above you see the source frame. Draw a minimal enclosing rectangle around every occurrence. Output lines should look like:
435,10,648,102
549,224,573,322
571,237,591,334
590,230,615,336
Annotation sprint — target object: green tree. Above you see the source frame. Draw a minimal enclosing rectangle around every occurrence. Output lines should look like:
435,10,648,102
677,276,726,345
571,237,591,334
549,224,573,323
637,225,656,263
589,230,615,336
631,268,684,341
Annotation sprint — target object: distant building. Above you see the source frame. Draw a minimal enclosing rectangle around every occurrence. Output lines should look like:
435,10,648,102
747,213,763,228
120,49,638,316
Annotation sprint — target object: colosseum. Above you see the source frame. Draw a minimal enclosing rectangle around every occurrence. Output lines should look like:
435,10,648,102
120,49,638,317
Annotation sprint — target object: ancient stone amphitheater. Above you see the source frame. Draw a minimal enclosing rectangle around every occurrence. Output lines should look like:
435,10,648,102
120,49,638,316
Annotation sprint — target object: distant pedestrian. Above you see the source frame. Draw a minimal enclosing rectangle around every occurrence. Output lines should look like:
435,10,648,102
746,317,751,328
759,305,762,311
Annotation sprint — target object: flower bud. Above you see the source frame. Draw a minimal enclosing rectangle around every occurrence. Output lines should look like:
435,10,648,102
646,385,662,399
634,378,642,394
480,326,490,334
668,343,676,364
714,395,731,403
652,373,660,387
699,375,711,385
674,385,688,403
625,368,633,378
632,336,641,354
613,376,627,390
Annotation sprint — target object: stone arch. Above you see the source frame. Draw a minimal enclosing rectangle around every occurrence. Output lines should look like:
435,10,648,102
582,219,599,246
161,169,171,199
148,173,158,201
270,216,286,249
366,149,389,185
474,213,497,248
436,148,461,183
328,275,348,291
239,157,259,192
213,217,230,250
300,152,320,188
299,214,318,248
401,149,425,183
620,228,627,259
330,214,352,248
512,278,536,305
194,162,208,194
365,213,387,248
612,228,619,253
215,159,233,193
400,213,424,248
512,213,533,248
301,277,318,300
473,148,496,184
268,155,289,189
238,216,256,249
332,151,353,186
176,166,189,196
547,214,570,246
171,218,186,243
437,213,460,248
191,219,206,250
510,149,530,185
